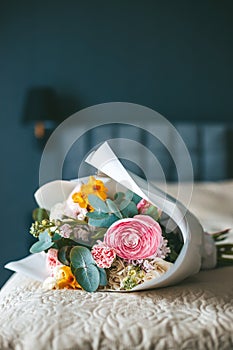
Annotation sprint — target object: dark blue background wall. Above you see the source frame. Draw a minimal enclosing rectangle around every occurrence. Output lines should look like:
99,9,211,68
1,0,233,287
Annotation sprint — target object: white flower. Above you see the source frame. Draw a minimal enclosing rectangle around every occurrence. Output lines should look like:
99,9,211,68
76,209,87,220
156,237,171,259
143,258,173,282
50,202,66,221
66,182,87,219
42,276,56,290
49,182,87,221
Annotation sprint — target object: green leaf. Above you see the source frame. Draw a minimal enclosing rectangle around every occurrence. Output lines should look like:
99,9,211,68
88,194,108,212
53,237,90,250
86,211,109,219
30,230,53,253
124,190,134,201
30,240,54,253
97,267,108,286
144,205,160,221
72,264,100,292
63,217,88,225
124,190,142,205
32,208,49,222
217,244,233,265
70,246,95,269
39,230,52,242
57,246,72,265
91,228,108,240
114,192,125,204
52,232,61,241
119,199,130,211
162,226,183,263
88,213,118,227
131,193,142,205
120,200,138,218
106,199,123,218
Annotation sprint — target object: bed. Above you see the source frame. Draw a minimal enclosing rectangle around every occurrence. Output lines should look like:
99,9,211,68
1,180,233,350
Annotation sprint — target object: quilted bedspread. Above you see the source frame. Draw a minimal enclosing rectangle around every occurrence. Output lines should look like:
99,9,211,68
1,181,233,350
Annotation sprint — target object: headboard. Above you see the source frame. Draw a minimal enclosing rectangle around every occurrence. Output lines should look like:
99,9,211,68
62,122,233,182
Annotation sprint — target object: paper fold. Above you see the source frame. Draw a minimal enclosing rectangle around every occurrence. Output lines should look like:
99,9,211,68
5,253,48,282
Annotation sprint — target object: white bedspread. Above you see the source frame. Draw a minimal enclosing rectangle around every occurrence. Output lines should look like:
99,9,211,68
1,181,233,350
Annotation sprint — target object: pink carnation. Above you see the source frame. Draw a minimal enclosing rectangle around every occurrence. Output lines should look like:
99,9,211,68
91,242,116,268
46,248,62,276
137,199,151,214
104,215,162,260
137,199,162,218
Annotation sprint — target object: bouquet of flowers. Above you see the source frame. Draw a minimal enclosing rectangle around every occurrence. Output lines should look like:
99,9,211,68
30,174,182,292
6,142,232,292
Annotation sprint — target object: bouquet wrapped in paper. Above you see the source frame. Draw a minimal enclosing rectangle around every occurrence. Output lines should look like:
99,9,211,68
5,143,232,292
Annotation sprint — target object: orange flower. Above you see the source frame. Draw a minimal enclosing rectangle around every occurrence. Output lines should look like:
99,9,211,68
72,176,108,211
72,192,87,209
55,266,81,290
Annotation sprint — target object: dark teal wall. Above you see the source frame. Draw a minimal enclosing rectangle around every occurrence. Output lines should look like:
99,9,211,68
1,0,233,286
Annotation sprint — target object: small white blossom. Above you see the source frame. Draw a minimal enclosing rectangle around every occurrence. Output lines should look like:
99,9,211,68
42,276,56,290
156,237,171,259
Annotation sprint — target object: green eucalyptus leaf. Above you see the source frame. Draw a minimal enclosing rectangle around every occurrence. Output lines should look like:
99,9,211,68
97,267,108,286
106,199,123,219
86,211,109,220
72,264,100,292
70,246,95,269
144,205,160,221
52,232,61,241
63,218,87,225
124,190,141,205
88,214,118,228
30,240,53,253
30,230,53,253
70,263,75,276
39,230,52,242
88,194,108,212
120,200,138,218
53,237,90,250
32,208,49,222
114,192,125,204
119,199,130,211
58,246,72,265
131,193,142,205
124,190,134,201
91,228,108,240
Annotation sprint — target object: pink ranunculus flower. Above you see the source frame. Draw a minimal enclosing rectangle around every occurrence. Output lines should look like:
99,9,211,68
104,215,162,260
46,248,63,276
91,241,116,268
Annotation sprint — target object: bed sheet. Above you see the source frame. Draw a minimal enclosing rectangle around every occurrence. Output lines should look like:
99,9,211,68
1,181,233,350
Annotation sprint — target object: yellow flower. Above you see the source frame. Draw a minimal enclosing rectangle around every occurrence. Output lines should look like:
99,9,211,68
72,176,108,211
128,269,137,277
72,192,87,208
55,266,81,290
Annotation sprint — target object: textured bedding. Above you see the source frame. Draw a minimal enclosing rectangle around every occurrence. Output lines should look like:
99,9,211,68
1,181,233,350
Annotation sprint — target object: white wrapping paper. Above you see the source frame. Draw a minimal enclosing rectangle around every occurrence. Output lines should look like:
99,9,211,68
5,142,204,290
